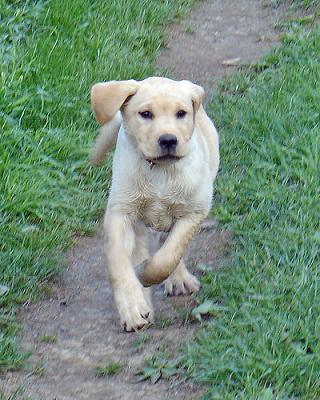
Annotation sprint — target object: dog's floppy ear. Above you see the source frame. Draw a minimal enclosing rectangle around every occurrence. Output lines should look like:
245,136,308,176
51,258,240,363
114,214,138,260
91,80,138,125
180,80,204,112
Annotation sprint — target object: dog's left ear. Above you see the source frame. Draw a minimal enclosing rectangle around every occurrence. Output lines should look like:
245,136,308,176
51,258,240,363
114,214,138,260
180,80,204,112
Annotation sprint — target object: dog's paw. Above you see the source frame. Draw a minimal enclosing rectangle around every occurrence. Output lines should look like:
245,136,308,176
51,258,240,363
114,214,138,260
114,284,154,332
164,267,200,296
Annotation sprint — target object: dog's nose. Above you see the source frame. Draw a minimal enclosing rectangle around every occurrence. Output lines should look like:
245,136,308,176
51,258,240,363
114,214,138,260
158,134,178,151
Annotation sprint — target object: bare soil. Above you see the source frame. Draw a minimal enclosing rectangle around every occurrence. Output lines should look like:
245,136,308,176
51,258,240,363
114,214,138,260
1,1,284,399
157,0,283,92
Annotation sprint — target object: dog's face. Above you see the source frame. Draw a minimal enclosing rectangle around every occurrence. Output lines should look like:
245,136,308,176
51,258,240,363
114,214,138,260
91,77,204,163
122,78,203,162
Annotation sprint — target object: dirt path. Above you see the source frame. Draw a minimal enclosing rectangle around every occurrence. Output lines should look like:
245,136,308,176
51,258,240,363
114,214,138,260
157,0,281,91
1,1,284,399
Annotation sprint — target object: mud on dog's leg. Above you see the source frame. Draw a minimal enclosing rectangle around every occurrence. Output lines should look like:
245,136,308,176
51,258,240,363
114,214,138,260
104,211,153,331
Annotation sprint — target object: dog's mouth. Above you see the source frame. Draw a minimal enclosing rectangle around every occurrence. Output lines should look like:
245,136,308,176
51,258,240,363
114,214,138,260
146,154,181,166
153,154,181,162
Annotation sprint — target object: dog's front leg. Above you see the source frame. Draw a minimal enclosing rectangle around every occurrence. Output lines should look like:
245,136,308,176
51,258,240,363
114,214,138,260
104,210,153,331
136,214,205,286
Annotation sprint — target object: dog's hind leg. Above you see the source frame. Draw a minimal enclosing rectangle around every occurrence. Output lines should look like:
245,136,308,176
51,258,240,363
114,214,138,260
164,259,200,296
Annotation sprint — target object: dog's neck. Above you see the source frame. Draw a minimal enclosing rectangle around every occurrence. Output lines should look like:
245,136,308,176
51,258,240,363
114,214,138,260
146,159,155,169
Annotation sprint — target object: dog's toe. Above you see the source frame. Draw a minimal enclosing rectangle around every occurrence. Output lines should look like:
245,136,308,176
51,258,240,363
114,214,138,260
123,312,152,332
115,284,153,332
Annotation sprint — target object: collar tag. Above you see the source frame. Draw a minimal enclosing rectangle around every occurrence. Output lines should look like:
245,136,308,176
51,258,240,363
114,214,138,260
146,159,155,169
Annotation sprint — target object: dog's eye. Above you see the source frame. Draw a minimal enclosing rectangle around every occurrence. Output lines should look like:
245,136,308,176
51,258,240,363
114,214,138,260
176,110,187,118
139,111,153,119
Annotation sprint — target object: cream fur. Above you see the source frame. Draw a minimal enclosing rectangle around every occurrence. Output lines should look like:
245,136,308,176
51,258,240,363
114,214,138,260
91,77,219,331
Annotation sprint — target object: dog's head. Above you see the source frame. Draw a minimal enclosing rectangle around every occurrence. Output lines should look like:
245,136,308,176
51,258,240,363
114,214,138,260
91,77,204,163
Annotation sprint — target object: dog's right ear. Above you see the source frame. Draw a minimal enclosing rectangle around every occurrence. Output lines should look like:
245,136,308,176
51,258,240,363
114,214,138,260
180,80,204,113
91,80,138,125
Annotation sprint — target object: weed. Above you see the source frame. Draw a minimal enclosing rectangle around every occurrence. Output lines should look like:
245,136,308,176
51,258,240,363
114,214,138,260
0,387,25,400
132,332,150,348
172,304,193,326
94,361,124,377
26,362,46,377
39,335,57,344
155,315,173,329
184,24,195,34
136,355,181,384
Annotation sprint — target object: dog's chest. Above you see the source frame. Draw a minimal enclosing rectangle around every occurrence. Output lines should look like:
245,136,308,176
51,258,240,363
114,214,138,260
137,178,192,232
139,199,178,232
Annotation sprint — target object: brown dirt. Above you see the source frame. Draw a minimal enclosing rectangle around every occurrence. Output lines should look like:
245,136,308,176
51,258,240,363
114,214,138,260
2,226,231,400
157,0,283,92
1,1,284,399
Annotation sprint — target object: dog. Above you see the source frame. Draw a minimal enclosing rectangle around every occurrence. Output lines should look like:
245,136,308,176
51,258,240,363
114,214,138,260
90,77,219,331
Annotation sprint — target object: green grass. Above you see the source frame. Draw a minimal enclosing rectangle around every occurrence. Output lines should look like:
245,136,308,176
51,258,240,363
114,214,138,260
136,354,180,384
132,332,150,348
290,0,319,8
0,388,23,400
94,361,124,377
39,334,57,344
183,23,320,399
155,315,174,329
275,0,320,9
0,0,194,371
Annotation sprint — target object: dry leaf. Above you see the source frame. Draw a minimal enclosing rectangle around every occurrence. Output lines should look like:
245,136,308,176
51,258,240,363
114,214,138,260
222,57,241,66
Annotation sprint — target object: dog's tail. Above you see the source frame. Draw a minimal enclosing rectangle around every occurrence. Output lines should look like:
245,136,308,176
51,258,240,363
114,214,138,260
90,112,122,166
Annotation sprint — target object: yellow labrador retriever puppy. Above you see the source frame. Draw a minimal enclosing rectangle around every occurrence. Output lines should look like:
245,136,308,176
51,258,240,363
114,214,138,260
91,77,219,331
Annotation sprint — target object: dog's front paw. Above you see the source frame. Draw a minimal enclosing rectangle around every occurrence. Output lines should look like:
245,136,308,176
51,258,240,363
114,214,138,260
114,284,154,332
164,265,200,296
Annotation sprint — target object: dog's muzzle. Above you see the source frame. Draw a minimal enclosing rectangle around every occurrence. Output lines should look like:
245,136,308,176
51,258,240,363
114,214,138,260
158,134,177,154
